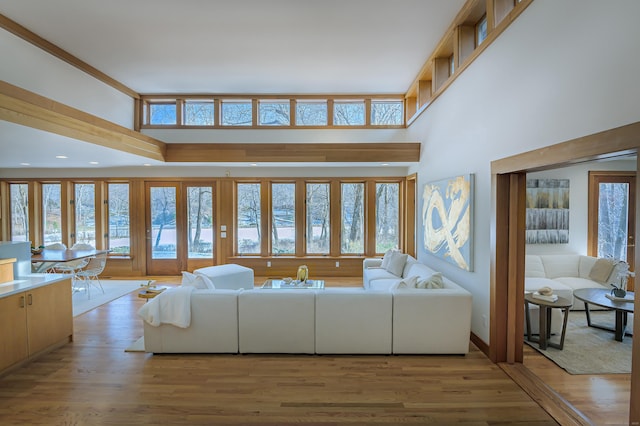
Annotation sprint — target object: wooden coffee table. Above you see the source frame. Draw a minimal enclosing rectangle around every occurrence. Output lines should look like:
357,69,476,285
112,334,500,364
573,288,634,342
138,286,167,301
524,293,572,350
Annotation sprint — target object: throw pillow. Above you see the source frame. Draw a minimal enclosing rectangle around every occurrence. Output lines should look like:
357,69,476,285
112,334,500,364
395,275,419,289
381,249,398,269
181,271,215,289
385,251,408,276
416,272,444,289
589,258,616,284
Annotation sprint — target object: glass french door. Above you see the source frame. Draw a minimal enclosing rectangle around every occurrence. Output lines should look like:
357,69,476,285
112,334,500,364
588,171,635,291
146,182,215,275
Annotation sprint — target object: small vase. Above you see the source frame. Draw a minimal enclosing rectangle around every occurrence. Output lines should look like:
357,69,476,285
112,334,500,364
296,265,308,283
612,287,627,298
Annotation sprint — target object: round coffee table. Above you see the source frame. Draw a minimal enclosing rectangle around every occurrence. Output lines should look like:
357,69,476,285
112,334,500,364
573,288,634,342
524,293,572,350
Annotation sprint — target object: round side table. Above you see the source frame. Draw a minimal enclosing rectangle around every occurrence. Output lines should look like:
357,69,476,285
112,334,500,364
524,293,572,350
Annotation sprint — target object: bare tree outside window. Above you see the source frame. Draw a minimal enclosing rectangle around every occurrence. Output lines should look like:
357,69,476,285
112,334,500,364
149,103,177,125
187,186,213,258
222,101,252,126
184,101,214,125
598,182,629,260
334,101,365,125
150,187,177,259
108,183,130,254
306,183,330,254
42,183,62,245
10,183,29,242
259,101,290,126
341,183,364,253
75,183,96,247
237,183,261,254
371,101,403,125
271,183,295,254
376,183,400,252
296,101,327,125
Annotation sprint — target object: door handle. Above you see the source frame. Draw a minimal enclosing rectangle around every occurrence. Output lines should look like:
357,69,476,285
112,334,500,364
28,293,33,305
20,295,25,308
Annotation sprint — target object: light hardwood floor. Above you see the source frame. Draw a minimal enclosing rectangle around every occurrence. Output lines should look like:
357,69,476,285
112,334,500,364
0,276,627,425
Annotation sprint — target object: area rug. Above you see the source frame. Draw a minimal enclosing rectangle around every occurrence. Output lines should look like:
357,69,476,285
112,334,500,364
73,279,145,317
526,310,632,374
125,336,145,352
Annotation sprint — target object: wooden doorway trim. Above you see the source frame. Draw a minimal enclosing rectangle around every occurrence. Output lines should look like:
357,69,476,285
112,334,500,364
489,120,640,424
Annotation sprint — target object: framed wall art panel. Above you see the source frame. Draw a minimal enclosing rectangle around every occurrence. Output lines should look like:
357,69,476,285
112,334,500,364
422,174,474,271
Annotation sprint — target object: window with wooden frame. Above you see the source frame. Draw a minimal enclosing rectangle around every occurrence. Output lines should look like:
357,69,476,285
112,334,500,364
9,183,29,242
140,96,404,128
475,14,487,46
236,182,261,254
259,100,290,126
221,100,252,126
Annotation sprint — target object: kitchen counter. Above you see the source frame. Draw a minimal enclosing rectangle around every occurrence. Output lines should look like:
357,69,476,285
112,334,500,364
0,273,69,299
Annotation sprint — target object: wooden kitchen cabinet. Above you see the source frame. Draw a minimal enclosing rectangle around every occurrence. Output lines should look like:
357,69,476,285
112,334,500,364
0,277,73,376
0,292,29,372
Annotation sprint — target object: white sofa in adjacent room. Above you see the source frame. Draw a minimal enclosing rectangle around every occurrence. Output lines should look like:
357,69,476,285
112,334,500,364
524,253,629,336
525,254,627,307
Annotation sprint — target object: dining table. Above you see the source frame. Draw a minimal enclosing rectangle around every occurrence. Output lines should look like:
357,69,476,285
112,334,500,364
30,249,106,273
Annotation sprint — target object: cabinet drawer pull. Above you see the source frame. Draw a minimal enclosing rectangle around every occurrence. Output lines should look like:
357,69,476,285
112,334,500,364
28,294,33,305
20,295,25,308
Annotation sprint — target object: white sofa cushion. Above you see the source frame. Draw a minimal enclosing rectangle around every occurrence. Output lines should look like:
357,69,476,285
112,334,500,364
194,264,254,290
238,290,316,353
392,285,472,354
524,277,573,303
555,277,609,293
525,255,546,278
315,288,392,354
369,279,401,291
539,255,580,279
143,289,240,353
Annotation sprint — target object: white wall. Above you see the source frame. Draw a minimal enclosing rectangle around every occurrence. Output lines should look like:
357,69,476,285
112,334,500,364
526,159,635,256
0,30,134,128
406,0,640,343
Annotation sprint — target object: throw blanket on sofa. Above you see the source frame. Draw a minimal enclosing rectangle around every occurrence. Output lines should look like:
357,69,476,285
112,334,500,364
137,286,194,328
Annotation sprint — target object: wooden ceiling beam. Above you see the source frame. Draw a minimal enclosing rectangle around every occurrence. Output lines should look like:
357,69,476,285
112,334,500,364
165,142,420,163
0,81,166,161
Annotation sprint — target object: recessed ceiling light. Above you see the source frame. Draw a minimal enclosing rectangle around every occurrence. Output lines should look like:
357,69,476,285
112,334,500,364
143,163,151,166
20,162,30,166
55,155,68,159
89,161,99,165
381,163,390,166
250,163,258,166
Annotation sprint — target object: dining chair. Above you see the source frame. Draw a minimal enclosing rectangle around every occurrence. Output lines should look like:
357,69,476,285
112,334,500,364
73,252,107,299
54,243,94,275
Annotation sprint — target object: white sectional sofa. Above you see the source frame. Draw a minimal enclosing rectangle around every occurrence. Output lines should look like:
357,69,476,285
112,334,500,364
525,254,626,307
143,256,473,355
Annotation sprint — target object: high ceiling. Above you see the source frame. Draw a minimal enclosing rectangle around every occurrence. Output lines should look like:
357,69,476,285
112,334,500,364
0,0,466,169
